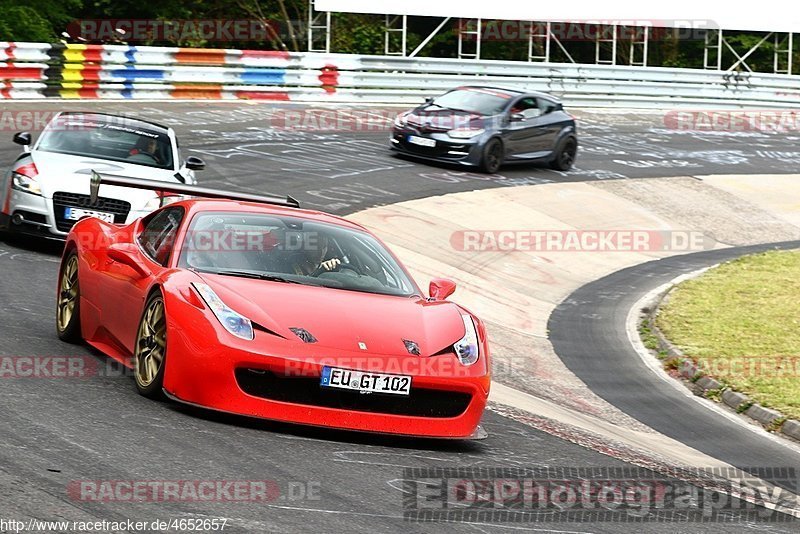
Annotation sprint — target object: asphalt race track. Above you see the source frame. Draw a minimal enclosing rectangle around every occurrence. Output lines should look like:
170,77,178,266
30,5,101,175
2,102,800,217
549,241,800,489
1,101,800,532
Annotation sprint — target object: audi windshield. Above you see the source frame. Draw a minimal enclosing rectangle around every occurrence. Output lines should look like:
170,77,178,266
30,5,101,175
36,116,174,170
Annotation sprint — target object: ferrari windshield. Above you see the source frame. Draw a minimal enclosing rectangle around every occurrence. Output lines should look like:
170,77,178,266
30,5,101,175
432,88,515,115
179,212,420,297
36,115,174,170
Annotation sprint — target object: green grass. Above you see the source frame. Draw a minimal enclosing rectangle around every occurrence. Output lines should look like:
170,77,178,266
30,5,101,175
656,250,800,420
639,317,662,352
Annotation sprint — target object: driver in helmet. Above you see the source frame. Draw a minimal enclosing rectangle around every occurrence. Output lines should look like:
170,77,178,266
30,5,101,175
294,231,341,276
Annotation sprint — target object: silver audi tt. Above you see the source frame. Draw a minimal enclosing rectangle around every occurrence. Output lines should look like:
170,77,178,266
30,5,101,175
0,112,205,240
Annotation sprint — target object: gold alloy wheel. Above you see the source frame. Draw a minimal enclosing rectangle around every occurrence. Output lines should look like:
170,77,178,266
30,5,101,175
56,255,79,332
134,296,166,388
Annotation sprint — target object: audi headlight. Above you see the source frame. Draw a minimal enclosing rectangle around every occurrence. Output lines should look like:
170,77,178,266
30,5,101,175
394,113,409,128
447,128,485,139
192,282,254,341
454,315,479,366
144,194,184,212
143,196,161,211
11,172,42,196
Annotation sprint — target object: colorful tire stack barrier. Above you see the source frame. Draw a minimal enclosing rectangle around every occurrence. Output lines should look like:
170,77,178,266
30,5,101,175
1,41,799,107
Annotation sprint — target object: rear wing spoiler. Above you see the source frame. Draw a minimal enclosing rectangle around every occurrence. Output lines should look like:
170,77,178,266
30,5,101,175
90,170,300,208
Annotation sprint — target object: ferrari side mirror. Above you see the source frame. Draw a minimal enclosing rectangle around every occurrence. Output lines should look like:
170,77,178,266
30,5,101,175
429,278,456,300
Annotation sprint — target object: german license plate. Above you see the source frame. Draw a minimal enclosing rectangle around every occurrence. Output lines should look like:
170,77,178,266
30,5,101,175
407,135,435,147
64,207,115,223
320,366,411,395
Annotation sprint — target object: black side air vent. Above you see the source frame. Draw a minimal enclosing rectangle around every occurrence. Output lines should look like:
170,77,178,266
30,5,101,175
290,327,317,343
403,339,420,356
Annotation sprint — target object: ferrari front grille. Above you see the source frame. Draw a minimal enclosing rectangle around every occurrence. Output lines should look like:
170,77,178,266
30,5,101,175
235,368,472,418
52,192,132,232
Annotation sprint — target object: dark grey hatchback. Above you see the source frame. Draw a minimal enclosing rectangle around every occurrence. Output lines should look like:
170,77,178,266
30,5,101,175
390,86,577,173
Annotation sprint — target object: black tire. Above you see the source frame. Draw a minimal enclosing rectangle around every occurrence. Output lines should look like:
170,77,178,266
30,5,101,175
133,291,168,399
549,137,577,171
56,251,83,343
0,213,8,239
479,138,504,174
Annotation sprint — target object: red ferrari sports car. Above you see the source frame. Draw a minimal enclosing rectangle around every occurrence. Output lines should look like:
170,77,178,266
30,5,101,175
56,173,490,439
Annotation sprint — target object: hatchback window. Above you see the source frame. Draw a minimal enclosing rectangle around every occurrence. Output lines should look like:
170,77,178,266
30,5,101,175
433,88,514,115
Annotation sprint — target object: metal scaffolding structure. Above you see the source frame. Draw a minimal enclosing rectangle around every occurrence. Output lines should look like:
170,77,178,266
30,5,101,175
594,25,617,65
307,0,331,53
775,32,794,74
306,1,796,74
629,27,649,67
703,29,795,73
384,14,407,55
456,18,481,59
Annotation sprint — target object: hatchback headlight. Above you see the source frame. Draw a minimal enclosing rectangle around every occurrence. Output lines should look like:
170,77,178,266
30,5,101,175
192,282,254,341
394,113,409,127
454,315,479,366
447,128,485,139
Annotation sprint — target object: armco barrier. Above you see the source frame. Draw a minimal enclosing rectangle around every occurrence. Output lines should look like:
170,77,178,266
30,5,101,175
1,41,799,108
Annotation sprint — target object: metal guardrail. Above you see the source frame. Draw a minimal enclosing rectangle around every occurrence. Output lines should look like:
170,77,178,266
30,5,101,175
1,42,799,108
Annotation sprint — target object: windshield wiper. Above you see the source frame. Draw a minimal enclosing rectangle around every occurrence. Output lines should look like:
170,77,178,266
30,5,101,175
441,106,476,114
204,269,302,284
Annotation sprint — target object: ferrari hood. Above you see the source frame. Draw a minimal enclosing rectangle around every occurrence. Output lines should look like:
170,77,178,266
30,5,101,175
28,150,178,201
199,273,467,357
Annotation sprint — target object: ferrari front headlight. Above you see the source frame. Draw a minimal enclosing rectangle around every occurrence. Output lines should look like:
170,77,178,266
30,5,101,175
11,172,42,196
454,315,479,366
192,282,254,341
